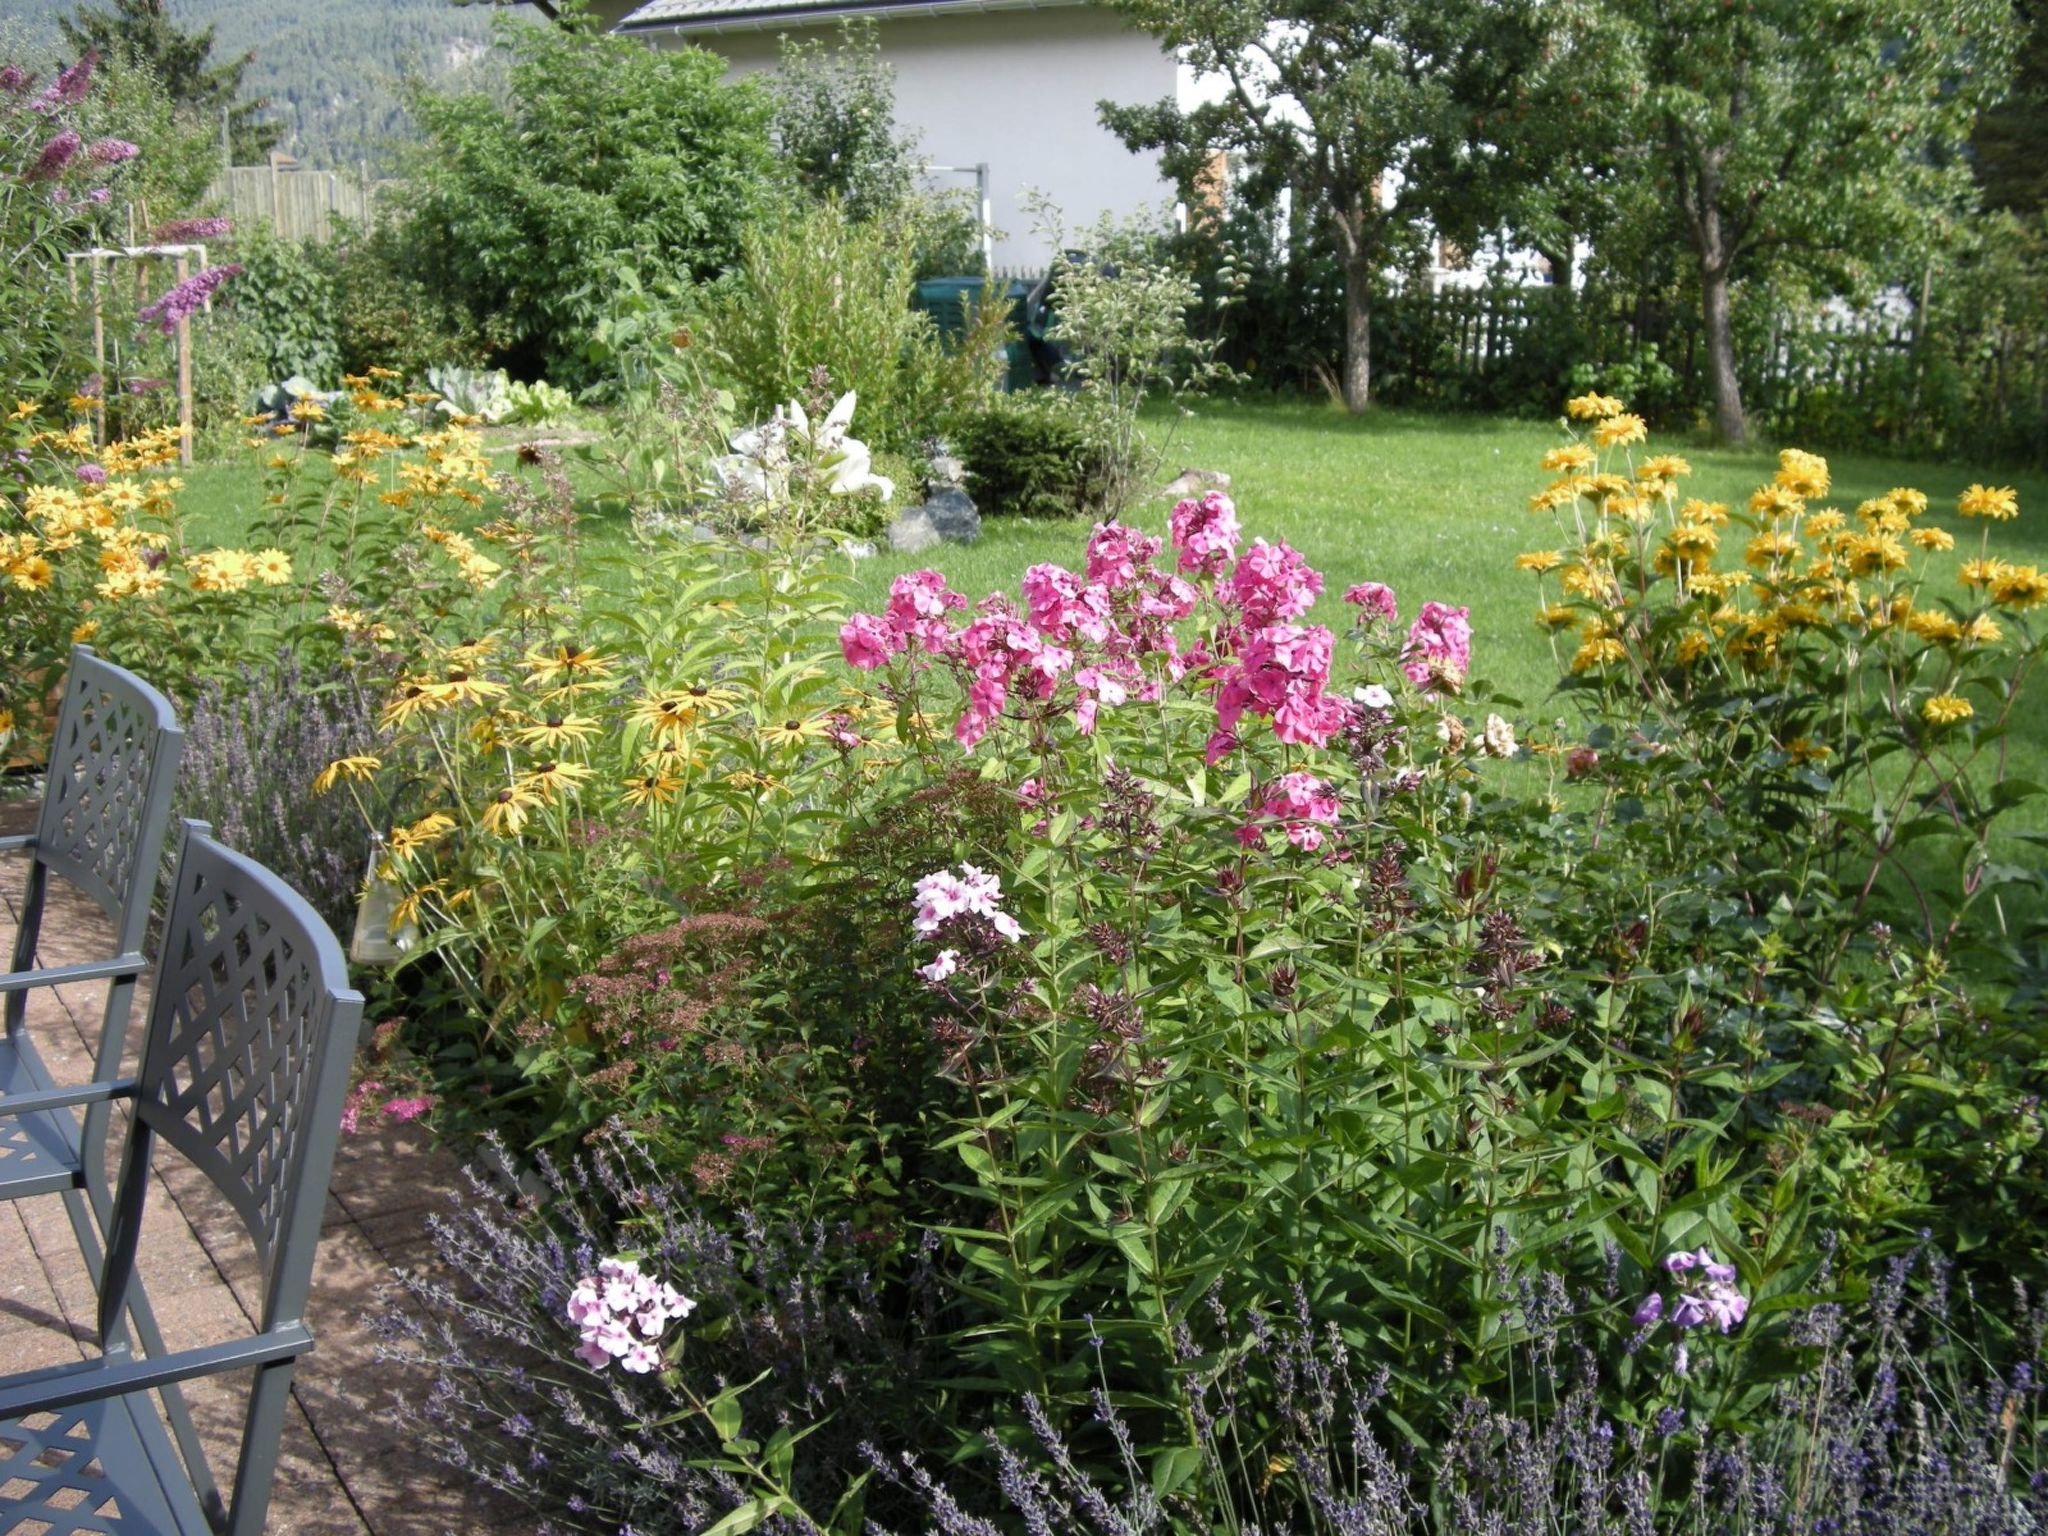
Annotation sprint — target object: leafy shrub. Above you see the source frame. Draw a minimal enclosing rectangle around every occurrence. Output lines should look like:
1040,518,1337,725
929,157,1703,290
393,6,778,385
949,395,1110,519
702,197,999,454
326,220,496,384
227,225,340,386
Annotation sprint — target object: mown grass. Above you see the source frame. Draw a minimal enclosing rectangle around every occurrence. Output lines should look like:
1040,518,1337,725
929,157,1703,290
171,398,2048,846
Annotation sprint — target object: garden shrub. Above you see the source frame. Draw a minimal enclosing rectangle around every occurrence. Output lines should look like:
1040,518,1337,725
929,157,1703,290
948,395,1110,520
701,197,1000,455
392,4,778,385
228,225,340,386
325,219,497,385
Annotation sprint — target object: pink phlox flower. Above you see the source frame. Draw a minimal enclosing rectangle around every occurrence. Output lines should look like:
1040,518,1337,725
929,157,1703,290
1020,563,1113,643
1204,729,1241,766
1170,490,1241,575
1215,624,1343,749
1085,521,1161,589
1017,778,1046,805
913,864,1023,942
1402,601,1473,688
1141,572,1200,623
620,1341,662,1374
1224,539,1324,627
885,569,966,651
839,612,900,669
1343,582,1399,624
918,948,960,983
1255,771,1342,851
570,1258,694,1372
1071,665,1131,736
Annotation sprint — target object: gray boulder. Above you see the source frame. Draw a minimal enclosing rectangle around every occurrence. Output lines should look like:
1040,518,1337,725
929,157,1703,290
1160,468,1232,500
888,506,941,554
923,485,981,544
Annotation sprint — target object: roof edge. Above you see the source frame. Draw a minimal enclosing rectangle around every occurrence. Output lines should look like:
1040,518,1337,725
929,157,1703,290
616,0,1086,35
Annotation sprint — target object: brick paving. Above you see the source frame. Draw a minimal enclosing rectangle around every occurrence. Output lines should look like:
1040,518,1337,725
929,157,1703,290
2,836,533,1534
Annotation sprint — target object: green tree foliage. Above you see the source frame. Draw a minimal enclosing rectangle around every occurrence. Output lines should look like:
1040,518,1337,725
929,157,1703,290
58,0,279,161
1596,0,2019,444
1099,0,1555,414
393,5,779,385
1975,0,2048,215
772,19,916,223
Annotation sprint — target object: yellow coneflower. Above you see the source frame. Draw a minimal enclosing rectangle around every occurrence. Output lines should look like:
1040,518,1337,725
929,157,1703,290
518,759,596,801
1957,484,2019,521
1910,527,1955,552
250,548,293,585
387,812,456,858
759,715,831,749
430,670,509,708
480,784,542,836
623,772,685,807
1922,694,1973,728
1591,413,1647,449
512,713,599,750
1566,393,1624,420
313,755,383,795
381,678,447,728
1514,550,1564,574
521,643,616,688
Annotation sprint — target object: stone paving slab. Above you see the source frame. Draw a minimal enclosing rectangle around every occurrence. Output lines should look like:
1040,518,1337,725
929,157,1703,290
1,842,536,1534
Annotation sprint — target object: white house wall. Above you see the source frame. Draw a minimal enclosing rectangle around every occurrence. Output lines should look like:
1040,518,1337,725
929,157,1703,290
649,7,1179,271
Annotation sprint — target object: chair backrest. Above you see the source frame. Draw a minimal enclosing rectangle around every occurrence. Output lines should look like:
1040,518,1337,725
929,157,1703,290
101,824,363,1339
33,644,184,954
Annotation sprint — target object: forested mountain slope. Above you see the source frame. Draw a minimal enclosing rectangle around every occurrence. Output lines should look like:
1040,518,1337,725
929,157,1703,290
5,0,531,170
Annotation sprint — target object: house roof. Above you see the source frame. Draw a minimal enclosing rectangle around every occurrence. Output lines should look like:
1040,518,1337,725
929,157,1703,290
615,0,1084,35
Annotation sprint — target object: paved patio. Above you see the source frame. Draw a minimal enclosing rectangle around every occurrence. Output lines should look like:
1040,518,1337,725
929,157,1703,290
2,831,532,1534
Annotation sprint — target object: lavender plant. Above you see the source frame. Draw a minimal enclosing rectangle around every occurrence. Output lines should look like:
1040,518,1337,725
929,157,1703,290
870,1248,2048,1536
375,1136,937,1536
176,656,378,932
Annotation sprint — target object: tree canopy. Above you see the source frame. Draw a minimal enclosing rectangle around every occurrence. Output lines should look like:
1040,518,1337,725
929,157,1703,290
59,0,279,161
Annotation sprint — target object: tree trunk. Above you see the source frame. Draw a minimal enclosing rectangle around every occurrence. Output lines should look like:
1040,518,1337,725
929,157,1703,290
1342,250,1373,413
1699,259,1745,445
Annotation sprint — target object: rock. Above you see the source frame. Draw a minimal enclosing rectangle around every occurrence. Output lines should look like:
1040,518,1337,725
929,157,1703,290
923,485,982,544
1159,468,1232,500
841,539,878,561
888,507,941,554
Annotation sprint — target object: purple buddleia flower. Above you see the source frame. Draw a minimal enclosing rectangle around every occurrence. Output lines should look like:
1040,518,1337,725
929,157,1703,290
137,262,242,335
28,130,81,181
150,216,230,242
0,64,32,95
87,186,110,204
88,137,138,163
75,463,106,485
33,51,95,113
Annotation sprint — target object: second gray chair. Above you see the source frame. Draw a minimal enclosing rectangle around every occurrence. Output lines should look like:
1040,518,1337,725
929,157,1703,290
0,823,365,1535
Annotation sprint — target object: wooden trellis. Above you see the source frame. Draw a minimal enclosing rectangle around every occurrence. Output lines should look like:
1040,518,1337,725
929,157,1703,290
63,242,217,468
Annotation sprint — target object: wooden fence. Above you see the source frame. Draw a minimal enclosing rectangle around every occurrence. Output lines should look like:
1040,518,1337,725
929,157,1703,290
201,164,399,244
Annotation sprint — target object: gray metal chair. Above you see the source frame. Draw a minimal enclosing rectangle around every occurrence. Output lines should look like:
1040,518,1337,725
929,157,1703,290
1,644,184,1228
0,824,364,1536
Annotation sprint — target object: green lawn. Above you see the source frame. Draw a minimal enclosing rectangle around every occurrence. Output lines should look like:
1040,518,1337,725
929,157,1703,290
172,398,2048,838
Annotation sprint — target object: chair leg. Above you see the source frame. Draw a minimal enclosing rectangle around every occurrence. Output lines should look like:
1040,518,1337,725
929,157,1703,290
4,859,49,1040
225,1358,299,1536
57,1182,226,1522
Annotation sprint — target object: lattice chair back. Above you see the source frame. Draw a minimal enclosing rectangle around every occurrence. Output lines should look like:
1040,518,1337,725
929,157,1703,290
28,644,184,949
94,825,363,1534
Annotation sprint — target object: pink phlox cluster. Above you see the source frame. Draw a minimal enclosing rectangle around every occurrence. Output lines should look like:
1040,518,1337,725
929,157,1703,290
137,263,242,337
913,864,1024,943
1071,666,1130,736
1402,601,1473,688
1343,582,1399,624
917,949,959,983
1021,563,1114,644
1211,623,1349,762
1249,771,1342,851
1632,1248,1748,1337
566,1255,695,1374
840,569,965,669
1085,521,1161,590
1224,539,1323,628
1169,491,1241,576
